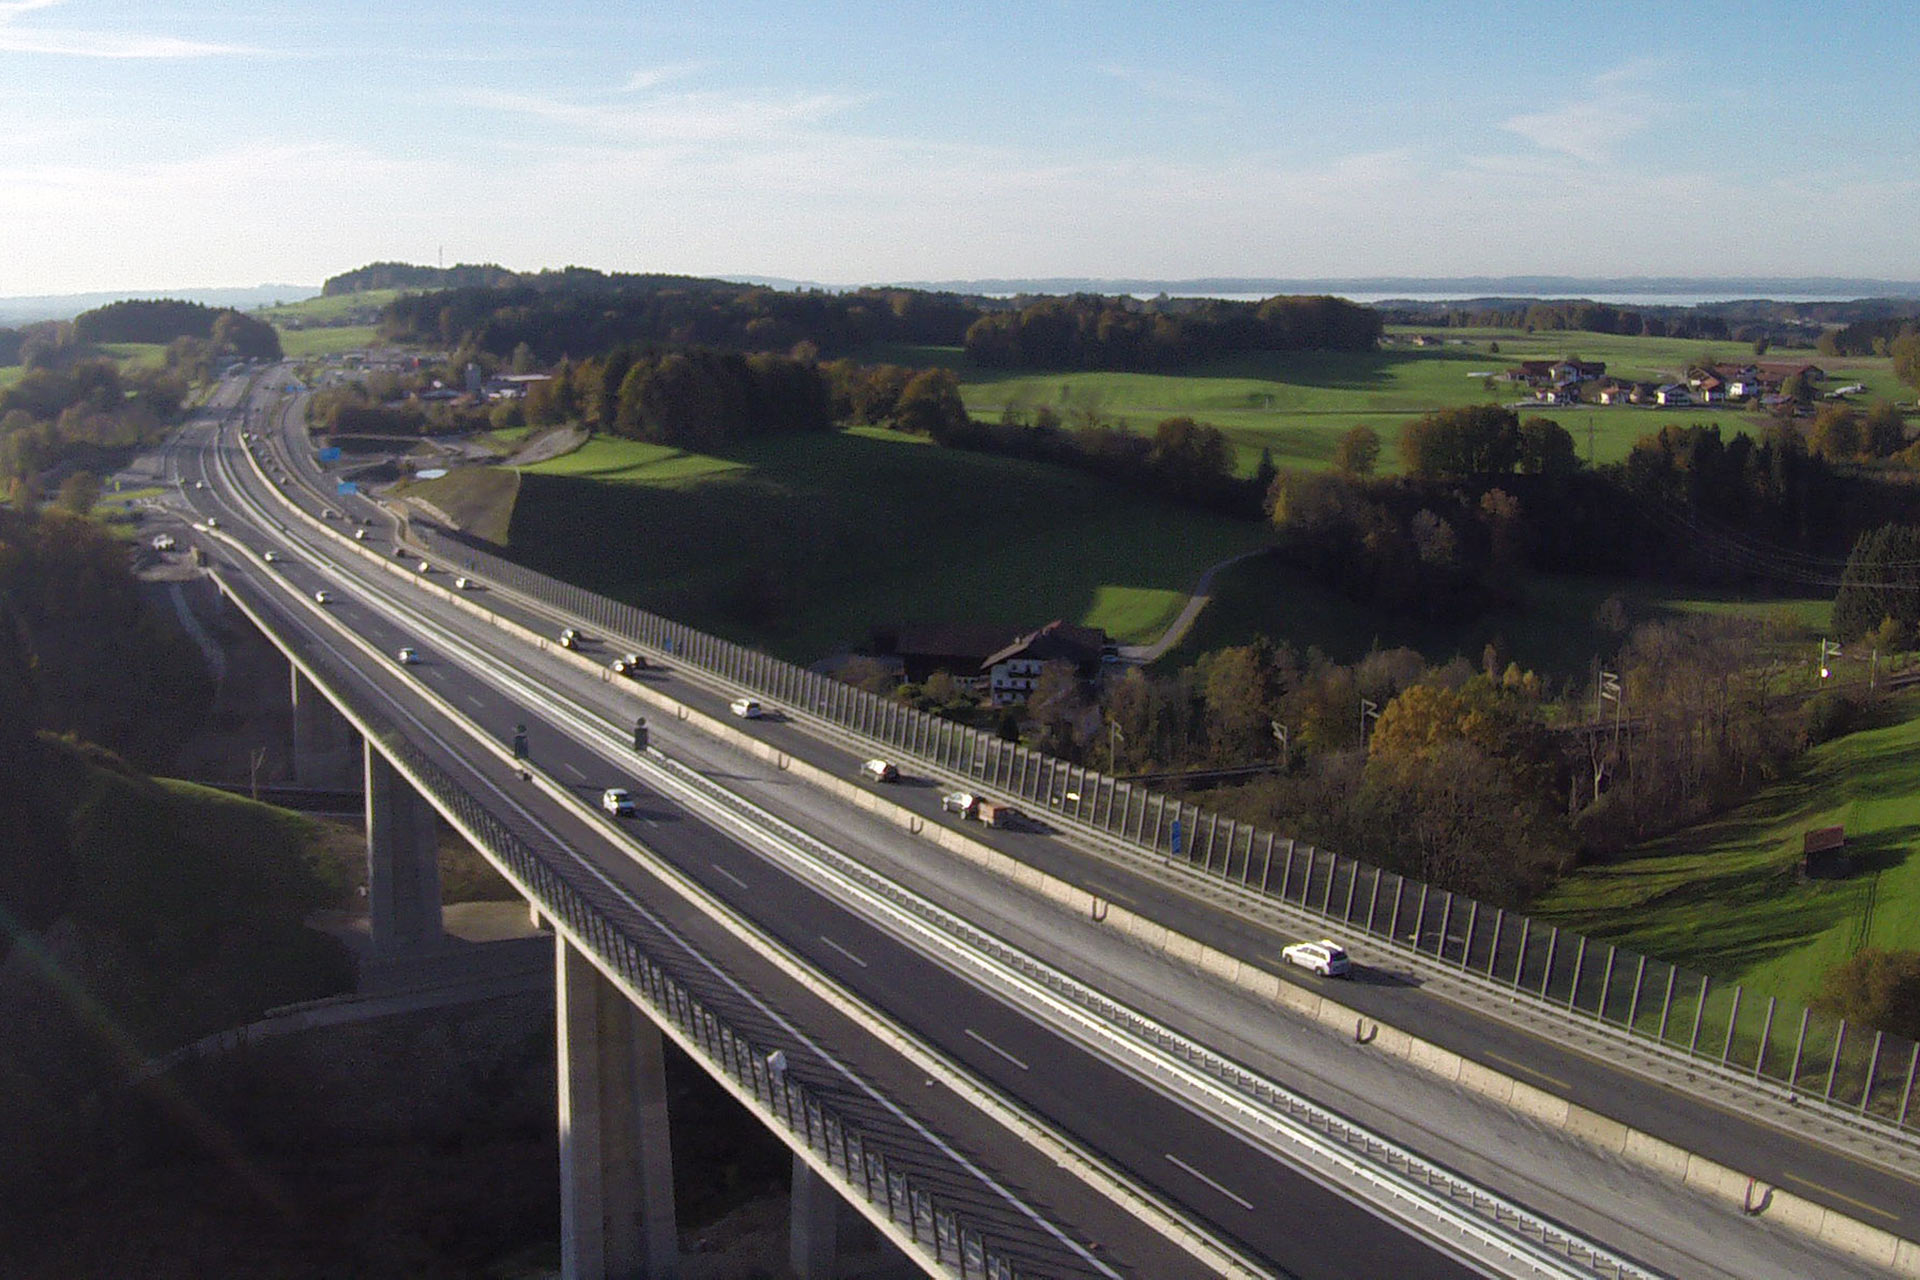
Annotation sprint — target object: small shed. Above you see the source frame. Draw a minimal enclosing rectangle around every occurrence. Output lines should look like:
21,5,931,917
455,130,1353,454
1800,825,1849,879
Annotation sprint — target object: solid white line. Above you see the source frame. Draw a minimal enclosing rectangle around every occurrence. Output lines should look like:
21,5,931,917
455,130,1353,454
820,935,869,969
712,863,750,890
1166,1154,1253,1212
965,1027,1031,1072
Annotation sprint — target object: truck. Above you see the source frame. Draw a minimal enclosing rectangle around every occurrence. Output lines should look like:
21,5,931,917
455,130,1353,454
940,791,1019,828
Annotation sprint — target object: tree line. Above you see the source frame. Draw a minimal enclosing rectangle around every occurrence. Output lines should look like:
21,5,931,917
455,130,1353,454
71,298,280,360
380,277,978,362
520,345,834,447
962,294,1381,370
0,360,186,491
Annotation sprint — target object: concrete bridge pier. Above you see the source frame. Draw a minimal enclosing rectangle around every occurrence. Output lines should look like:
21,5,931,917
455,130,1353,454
292,667,358,788
363,743,444,956
558,936,679,1279
789,1154,852,1279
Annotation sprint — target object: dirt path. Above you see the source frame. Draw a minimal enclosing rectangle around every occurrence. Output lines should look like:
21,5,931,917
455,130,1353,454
1118,546,1271,663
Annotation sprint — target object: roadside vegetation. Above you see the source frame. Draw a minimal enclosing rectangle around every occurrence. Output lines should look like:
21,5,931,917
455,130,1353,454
315,263,1920,1035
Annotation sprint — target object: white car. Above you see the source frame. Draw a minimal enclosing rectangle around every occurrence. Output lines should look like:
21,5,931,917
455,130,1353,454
941,790,977,816
205,517,219,529
395,646,419,665
150,534,175,551
559,627,579,649
454,576,473,590
1281,939,1352,978
313,590,332,604
601,787,635,817
354,528,368,540
416,560,431,573
860,758,900,783
262,550,279,563
729,696,764,719
611,652,647,676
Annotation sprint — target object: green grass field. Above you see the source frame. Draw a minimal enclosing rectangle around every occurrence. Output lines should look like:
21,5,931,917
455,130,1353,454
505,428,1271,660
1532,690,1920,1006
279,324,381,358
96,342,168,370
257,289,398,323
910,327,1903,477
1168,554,1830,679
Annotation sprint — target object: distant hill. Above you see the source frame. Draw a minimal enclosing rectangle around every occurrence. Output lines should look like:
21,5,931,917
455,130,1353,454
0,284,315,327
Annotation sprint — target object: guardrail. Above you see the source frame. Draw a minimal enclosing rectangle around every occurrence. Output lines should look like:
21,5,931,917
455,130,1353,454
207,569,1078,1280
410,520,1920,1145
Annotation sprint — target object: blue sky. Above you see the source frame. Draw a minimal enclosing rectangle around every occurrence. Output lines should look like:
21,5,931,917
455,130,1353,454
2,0,1917,294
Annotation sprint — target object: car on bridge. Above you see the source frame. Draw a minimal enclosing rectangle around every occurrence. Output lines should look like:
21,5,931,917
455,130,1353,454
395,646,419,665
860,758,900,783
313,590,332,605
611,652,648,675
729,696,765,719
1281,939,1351,978
416,560,431,574
150,534,175,551
600,787,635,817
454,576,473,590
355,528,368,540
559,627,580,649
262,550,279,562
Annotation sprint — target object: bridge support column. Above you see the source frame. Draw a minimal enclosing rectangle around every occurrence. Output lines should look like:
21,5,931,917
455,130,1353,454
363,743,443,956
291,668,356,789
789,1153,847,1279
558,936,679,1279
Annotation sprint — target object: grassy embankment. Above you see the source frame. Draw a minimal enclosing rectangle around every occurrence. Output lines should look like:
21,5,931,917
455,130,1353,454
416,428,1271,662
1532,690,1920,1009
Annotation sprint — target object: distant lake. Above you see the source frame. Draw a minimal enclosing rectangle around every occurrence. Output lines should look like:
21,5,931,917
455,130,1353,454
982,290,1880,307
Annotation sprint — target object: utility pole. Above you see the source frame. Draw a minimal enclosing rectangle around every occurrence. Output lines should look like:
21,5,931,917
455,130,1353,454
1270,719,1290,770
1359,698,1380,744
249,746,268,802
1105,717,1124,771
1819,638,1842,681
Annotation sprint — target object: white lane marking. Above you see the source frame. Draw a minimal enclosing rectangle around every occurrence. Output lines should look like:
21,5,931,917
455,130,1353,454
563,761,586,780
965,1027,1031,1073
463,695,484,710
711,863,750,890
1166,1153,1253,1212
819,935,869,969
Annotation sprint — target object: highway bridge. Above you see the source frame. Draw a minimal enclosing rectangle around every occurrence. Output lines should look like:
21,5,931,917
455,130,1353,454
129,366,1920,1278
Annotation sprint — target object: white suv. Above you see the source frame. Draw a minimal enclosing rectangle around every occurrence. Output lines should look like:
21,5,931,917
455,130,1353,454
729,696,764,719
1281,939,1351,978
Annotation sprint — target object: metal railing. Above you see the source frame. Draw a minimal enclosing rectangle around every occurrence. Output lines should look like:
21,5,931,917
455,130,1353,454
410,522,1920,1143
218,571,1076,1280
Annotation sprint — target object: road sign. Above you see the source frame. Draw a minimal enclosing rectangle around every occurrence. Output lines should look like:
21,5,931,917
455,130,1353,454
1171,818,1183,855
336,480,358,495
318,446,341,462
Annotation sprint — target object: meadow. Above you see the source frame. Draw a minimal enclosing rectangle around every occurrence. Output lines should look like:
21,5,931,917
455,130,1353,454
1168,554,1831,681
917,328,1902,476
496,427,1273,661
279,324,382,358
1533,689,1920,1007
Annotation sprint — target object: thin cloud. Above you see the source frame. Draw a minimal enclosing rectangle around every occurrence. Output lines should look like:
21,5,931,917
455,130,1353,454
622,62,704,92
470,86,864,144
1500,59,1669,164
1501,100,1647,164
0,0,251,58
1097,63,1229,110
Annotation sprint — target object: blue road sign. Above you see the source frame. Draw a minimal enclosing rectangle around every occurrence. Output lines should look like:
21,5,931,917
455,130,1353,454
335,480,358,495
318,446,341,462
